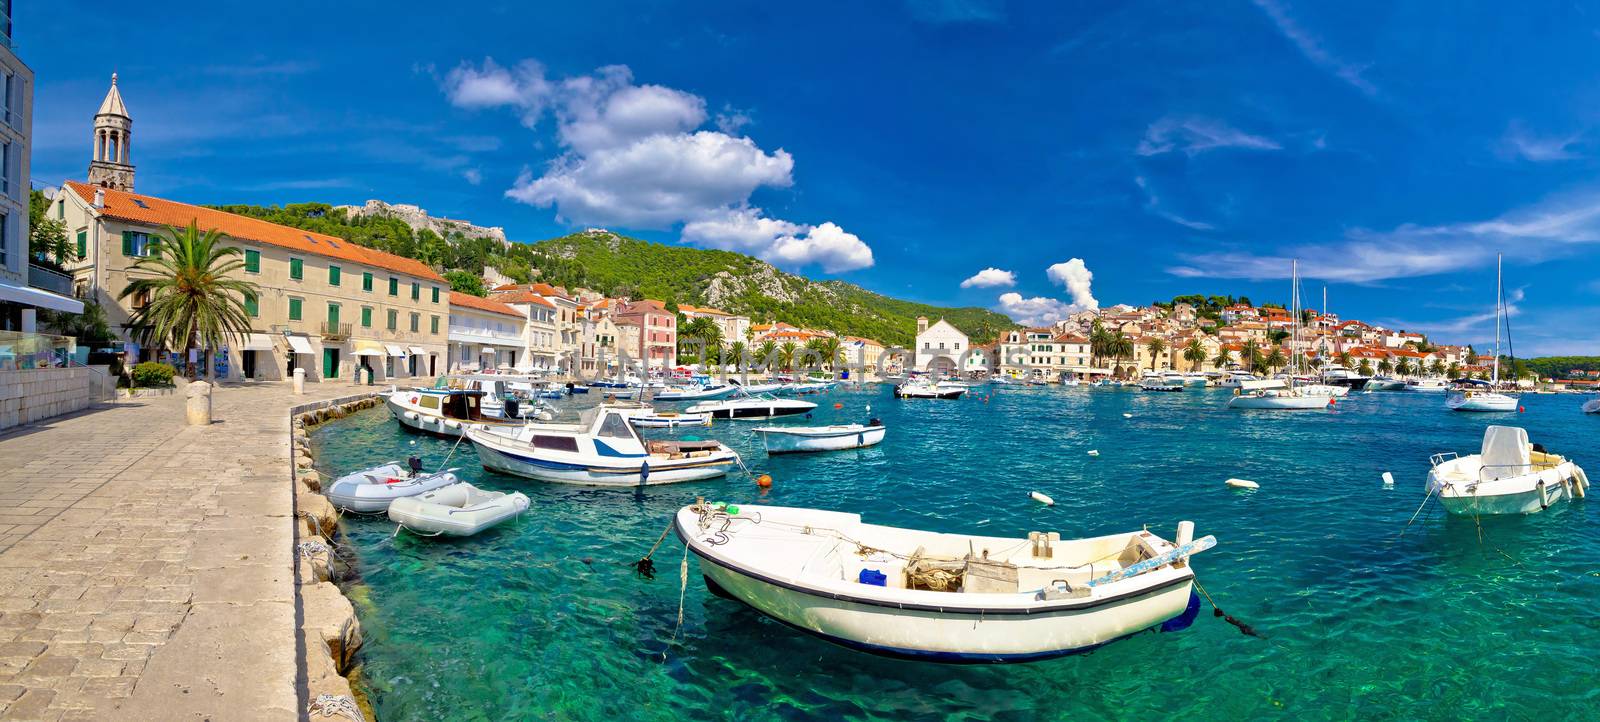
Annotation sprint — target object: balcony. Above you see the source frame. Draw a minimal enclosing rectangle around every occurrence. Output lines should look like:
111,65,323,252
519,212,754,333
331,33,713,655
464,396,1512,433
321,322,353,341
27,263,75,297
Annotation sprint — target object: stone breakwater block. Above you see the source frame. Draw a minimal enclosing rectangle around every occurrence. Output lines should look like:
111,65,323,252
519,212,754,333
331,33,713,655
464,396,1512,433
298,469,323,492
299,625,357,703
299,491,339,538
185,380,213,426
303,581,364,663
1225,478,1260,490
298,551,331,584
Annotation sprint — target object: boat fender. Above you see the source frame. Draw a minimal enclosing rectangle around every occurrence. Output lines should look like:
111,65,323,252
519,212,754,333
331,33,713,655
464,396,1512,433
1225,478,1259,490
444,419,461,429
403,411,418,421
1029,491,1055,506
1537,480,1549,510
1382,472,1395,487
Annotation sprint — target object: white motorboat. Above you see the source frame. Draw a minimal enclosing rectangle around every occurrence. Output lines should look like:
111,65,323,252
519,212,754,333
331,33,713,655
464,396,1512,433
1219,372,1260,389
387,482,530,537
652,384,738,401
729,380,786,395
1405,378,1448,393
1448,254,1521,413
895,378,966,399
687,395,818,419
1363,376,1407,391
324,460,462,513
754,422,886,454
1059,376,1081,387
1228,387,1331,410
1180,373,1208,386
675,502,1213,662
990,375,1023,386
465,405,741,486
1318,367,1370,390
1583,398,1600,414
1295,383,1350,398
622,408,713,428
384,388,530,438
1426,426,1588,515
1139,381,1184,392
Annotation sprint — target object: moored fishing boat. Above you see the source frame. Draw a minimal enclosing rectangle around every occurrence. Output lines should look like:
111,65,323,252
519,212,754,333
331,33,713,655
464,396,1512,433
622,408,714,428
674,502,1213,662
688,395,818,419
387,482,530,537
895,378,966,399
1426,426,1588,515
325,459,462,513
652,384,738,401
465,405,741,486
383,388,531,437
754,421,886,454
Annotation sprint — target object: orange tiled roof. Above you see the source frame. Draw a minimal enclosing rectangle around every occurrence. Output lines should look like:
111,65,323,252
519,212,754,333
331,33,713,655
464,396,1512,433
494,290,556,308
448,292,525,318
680,304,733,316
65,181,443,282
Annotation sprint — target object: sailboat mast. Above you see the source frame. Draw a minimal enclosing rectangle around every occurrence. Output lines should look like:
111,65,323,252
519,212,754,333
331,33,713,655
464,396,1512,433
1492,254,1502,385
1291,260,1299,380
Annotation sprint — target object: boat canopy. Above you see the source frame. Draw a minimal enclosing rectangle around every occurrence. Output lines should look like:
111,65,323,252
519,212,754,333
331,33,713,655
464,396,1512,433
1480,425,1533,480
1455,378,1492,387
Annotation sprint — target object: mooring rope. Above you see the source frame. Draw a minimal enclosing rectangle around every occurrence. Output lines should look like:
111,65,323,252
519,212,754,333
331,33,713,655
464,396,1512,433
1193,577,1264,639
307,693,366,721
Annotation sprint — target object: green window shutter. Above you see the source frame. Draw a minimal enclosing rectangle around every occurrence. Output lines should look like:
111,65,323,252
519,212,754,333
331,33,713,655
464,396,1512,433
389,278,398,296
361,307,372,327
244,249,260,273
431,286,440,303
430,315,439,334
121,231,133,256
329,266,341,286
410,313,419,332
363,272,373,292
76,231,87,259
289,298,302,321
411,282,420,301
244,293,258,317
387,310,397,330
290,257,303,280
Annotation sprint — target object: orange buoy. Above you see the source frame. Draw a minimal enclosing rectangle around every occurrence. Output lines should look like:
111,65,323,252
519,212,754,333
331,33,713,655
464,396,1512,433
1519,406,1526,413
834,403,843,409
756,474,773,488
1329,397,1336,405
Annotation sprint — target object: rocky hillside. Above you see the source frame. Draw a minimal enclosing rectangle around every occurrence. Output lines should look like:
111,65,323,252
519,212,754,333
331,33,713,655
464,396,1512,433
531,230,1013,346
334,200,509,246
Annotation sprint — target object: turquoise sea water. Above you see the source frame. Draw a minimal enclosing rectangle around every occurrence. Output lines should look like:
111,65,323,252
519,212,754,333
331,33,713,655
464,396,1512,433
312,386,1600,721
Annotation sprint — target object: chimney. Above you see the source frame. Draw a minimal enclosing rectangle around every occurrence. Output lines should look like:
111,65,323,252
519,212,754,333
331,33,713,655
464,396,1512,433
93,189,105,208
916,316,929,335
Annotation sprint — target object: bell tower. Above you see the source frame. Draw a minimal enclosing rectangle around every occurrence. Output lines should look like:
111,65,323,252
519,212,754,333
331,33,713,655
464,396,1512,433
87,73,135,192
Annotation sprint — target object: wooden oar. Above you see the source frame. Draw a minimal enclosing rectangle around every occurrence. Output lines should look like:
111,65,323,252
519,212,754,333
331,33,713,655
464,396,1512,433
1086,535,1216,587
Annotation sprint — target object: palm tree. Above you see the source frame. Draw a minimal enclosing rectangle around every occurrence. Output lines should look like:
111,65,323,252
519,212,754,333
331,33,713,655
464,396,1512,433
728,340,749,371
1465,346,1479,365
1242,340,1261,372
1183,338,1206,371
815,335,843,374
119,221,259,378
1358,359,1374,376
1212,347,1234,371
778,341,798,372
1144,338,1167,371
1088,320,1109,367
1376,358,1393,376
1395,358,1414,377
1336,350,1353,370
1429,359,1446,377
1447,361,1461,379
1264,348,1287,374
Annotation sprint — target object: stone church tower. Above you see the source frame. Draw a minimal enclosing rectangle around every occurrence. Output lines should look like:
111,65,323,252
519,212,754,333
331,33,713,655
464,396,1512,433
87,73,135,192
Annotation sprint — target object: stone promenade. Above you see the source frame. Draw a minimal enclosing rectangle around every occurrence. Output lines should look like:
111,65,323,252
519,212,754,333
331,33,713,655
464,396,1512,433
0,382,370,721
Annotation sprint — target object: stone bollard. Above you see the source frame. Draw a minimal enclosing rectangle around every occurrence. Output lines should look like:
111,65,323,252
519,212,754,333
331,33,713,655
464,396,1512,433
294,367,306,395
185,381,213,425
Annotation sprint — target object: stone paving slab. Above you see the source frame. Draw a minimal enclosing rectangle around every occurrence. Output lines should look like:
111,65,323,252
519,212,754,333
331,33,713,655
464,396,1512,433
0,382,374,721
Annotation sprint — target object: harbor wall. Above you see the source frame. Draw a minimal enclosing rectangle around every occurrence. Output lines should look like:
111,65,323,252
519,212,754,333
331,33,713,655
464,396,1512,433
288,392,386,719
0,365,114,430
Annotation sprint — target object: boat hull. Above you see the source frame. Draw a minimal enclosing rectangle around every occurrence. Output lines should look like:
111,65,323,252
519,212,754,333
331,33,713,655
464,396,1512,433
757,426,886,454
1446,392,1518,412
688,539,1197,662
470,434,736,486
1227,393,1329,410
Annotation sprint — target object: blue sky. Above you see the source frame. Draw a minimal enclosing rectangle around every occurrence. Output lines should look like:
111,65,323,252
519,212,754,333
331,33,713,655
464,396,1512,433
20,1,1600,355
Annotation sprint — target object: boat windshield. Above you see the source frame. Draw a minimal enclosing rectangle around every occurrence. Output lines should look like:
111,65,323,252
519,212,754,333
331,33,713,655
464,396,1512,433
597,412,640,443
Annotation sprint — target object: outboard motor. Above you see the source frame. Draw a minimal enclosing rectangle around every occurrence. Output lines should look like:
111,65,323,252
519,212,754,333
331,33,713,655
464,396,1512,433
867,417,883,427
407,456,424,477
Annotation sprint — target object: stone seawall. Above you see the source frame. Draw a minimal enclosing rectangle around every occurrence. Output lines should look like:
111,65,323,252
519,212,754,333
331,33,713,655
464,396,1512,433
288,393,386,720
0,365,114,430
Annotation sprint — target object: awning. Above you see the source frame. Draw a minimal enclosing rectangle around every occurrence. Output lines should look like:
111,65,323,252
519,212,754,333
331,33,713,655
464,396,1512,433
286,335,315,355
385,344,407,357
407,346,429,356
352,340,386,357
0,281,84,314
241,334,276,352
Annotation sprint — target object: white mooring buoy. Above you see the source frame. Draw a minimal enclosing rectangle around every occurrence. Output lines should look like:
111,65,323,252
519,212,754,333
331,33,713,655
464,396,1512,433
1225,478,1259,490
1030,491,1055,506
1087,449,1100,457
1382,471,1395,488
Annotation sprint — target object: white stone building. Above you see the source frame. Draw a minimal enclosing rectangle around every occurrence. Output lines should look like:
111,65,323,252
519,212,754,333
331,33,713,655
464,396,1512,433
913,316,969,375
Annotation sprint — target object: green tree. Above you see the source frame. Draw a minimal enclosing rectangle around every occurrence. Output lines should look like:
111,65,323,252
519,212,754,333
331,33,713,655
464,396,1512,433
756,340,778,371
118,222,259,378
1429,359,1446,376
1447,362,1461,379
1212,347,1234,370
1145,338,1167,371
1183,338,1206,371
1264,348,1287,374
1465,346,1479,365
777,341,799,372
29,190,72,267
444,270,486,297
1395,358,1414,377
1336,350,1353,369
1377,358,1393,375
1358,359,1374,376
1242,340,1261,372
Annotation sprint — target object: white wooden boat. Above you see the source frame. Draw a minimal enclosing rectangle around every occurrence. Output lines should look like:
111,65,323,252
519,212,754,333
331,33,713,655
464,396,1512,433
1583,398,1600,414
622,408,713,428
754,422,886,454
383,389,529,437
1427,426,1588,515
387,482,530,537
686,396,817,419
675,503,1213,662
325,460,462,513
465,405,739,486
1139,381,1183,392
652,384,738,401
895,379,966,399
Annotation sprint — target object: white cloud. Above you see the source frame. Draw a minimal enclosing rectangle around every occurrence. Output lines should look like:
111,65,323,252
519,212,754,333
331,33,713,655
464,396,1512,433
1046,258,1099,310
960,268,1016,288
1137,116,1281,157
1134,175,1217,231
1251,0,1377,97
1167,189,1600,283
1500,122,1583,162
715,105,753,134
996,293,1079,327
462,168,483,185
683,208,873,272
446,59,872,272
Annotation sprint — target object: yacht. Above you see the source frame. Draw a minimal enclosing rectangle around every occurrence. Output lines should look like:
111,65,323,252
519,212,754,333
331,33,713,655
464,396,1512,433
1405,378,1448,393
1363,376,1407,391
1446,254,1519,413
1229,260,1332,411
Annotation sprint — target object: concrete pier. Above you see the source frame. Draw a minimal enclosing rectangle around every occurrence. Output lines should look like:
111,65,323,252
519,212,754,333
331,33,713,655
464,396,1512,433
0,382,384,721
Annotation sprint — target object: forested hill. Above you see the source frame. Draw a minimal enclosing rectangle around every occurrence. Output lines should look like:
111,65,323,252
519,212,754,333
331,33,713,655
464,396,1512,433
211,203,1014,346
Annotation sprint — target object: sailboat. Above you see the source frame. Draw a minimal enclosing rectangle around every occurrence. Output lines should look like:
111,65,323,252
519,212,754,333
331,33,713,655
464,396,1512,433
1446,255,1519,413
1229,260,1332,410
